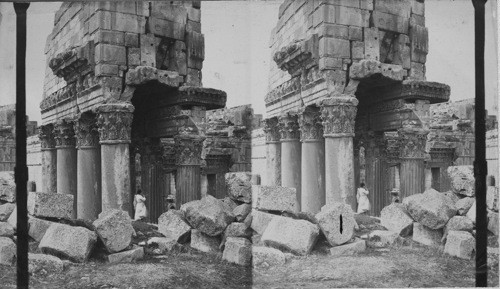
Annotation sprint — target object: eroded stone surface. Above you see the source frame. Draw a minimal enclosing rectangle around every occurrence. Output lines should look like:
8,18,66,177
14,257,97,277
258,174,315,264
0,222,14,237
181,195,235,236
329,238,366,256
444,230,475,259
28,192,74,219
413,222,443,247
403,189,457,229
250,210,276,235
39,223,97,262
225,172,252,203
367,230,399,248
488,211,499,236
108,246,144,263
315,203,356,246
93,209,135,253
380,203,414,237
455,197,474,216
0,237,15,265
0,171,15,203
447,166,475,197
28,217,56,242
0,203,15,222
252,246,286,268
233,203,252,222
147,237,178,254
444,215,473,241
222,237,252,266
28,253,64,275
157,210,191,243
190,229,220,253
252,185,298,213
487,186,499,212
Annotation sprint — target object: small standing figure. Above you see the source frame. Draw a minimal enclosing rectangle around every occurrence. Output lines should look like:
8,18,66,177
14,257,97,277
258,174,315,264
356,182,370,214
134,189,147,221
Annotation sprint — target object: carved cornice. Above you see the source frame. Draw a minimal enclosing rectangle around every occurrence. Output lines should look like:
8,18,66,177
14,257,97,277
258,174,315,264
263,117,281,143
40,73,99,112
74,114,99,148
298,106,323,141
400,80,450,103
53,119,76,148
428,147,457,165
320,96,359,137
38,124,56,150
398,127,429,159
273,34,318,76
278,112,300,141
48,41,95,82
174,134,205,166
96,103,135,144
265,76,301,105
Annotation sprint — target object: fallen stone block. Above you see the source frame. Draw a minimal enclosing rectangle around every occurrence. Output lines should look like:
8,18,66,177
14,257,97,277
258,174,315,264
282,211,319,224
181,195,235,236
366,230,399,248
233,203,252,222
380,203,414,237
0,203,15,221
28,253,64,275
225,172,252,203
7,206,16,230
447,165,475,197
456,197,475,215
252,246,286,268
0,222,14,237
444,215,473,241
222,237,252,266
190,229,220,253
488,211,499,236
252,185,298,213
224,222,252,240
444,230,475,259
0,237,16,265
108,246,144,263
39,223,97,262
222,197,238,210
443,191,460,204
467,200,476,224
315,203,356,246
261,215,319,256
28,217,56,242
93,209,135,253
28,192,74,220
250,210,276,235
0,171,15,203
413,222,443,247
487,186,499,212
329,238,366,256
147,237,178,254
403,189,457,229
157,210,191,243
487,247,499,268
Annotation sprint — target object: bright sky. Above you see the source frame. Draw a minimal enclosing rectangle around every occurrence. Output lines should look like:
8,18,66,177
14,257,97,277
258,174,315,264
0,0,497,123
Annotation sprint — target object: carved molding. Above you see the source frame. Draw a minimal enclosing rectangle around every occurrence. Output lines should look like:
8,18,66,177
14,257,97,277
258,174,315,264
74,114,99,148
49,41,95,82
38,124,56,150
298,106,323,141
174,134,205,166
320,96,359,137
398,127,429,159
263,117,281,143
265,76,301,105
273,34,318,76
96,103,135,144
278,112,300,141
53,119,76,148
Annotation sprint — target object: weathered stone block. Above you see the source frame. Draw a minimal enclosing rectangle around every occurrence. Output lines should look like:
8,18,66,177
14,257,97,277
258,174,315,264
444,215,474,241
28,217,55,242
0,203,15,222
335,6,369,27
261,215,319,255
380,203,414,237
225,172,252,203
350,59,405,81
233,203,252,222
28,192,74,220
0,237,16,265
252,185,298,213
222,237,252,266
252,246,285,268
157,210,191,243
413,222,443,247
318,24,349,40
374,0,411,18
250,210,276,235
186,68,201,86
330,238,366,255
348,26,363,41
319,37,350,58
393,34,411,69
316,203,356,246
140,33,156,67
95,29,125,46
410,14,425,26
93,209,135,253
181,195,235,236
128,48,141,66
487,186,498,212
147,237,178,254
360,0,374,10
39,223,97,262
409,23,428,64
0,171,15,203
151,2,187,24
456,197,475,215
409,62,425,80
411,0,425,15
148,17,185,40
223,222,252,241
488,211,499,236
124,32,139,47
319,57,343,70
28,253,64,275
95,64,119,77
190,229,220,253
7,206,16,230
108,246,144,263
95,43,126,65
403,189,457,229
222,197,238,211
187,7,201,22
351,41,364,60
372,11,409,34
169,41,188,74
467,200,476,224
367,230,399,248
444,230,475,259
0,222,14,237
364,27,380,61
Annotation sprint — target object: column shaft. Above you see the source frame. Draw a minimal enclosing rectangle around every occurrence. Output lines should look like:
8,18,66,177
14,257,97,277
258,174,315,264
424,167,432,190
54,119,77,218
101,144,131,212
41,149,57,193
325,137,355,208
77,148,101,219
400,159,426,198
301,140,325,213
281,140,301,208
266,142,281,186
176,165,201,208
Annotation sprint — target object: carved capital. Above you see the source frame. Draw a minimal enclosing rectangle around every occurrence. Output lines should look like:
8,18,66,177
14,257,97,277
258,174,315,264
96,103,135,144
298,106,323,141
53,119,76,148
174,134,205,166
320,96,358,137
398,127,429,159
38,124,56,150
263,117,281,143
74,114,99,148
278,112,300,141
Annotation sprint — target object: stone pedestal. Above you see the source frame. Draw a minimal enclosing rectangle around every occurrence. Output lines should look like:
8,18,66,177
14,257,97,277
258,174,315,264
263,117,281,186
298,106,325,214
321,96,358,210
54,119,77,218
174,134,205,208
97,103,134,215
398,127,429,198
75,114,101,220
39,125,57,194
278,112,301,210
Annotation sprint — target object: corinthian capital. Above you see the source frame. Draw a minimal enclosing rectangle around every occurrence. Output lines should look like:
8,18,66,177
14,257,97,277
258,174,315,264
38,124,56,150
263,117,281,143
398,127,429,159
74,114,99,148
298,106,323,141
320,95,358,137
278,111,300,141
53,119,76,148
174,134,206,166
96,103,135,144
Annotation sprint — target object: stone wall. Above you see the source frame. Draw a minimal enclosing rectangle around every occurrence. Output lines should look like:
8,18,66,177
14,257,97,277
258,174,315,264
27,135,42,190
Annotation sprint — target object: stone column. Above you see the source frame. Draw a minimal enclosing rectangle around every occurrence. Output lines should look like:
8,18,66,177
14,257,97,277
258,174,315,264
97,103,134,215
74,114,101,220
263,117,281,186
320,96,359,209
424,167,432,190
39,124,57,194
278,112,301,210
54,119,77,218
398,127,429,199
174,134,205,208
298,106,325,214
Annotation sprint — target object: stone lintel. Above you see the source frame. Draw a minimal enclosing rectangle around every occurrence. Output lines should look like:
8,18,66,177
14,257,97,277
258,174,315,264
125,66,183,88
349,59,405,82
